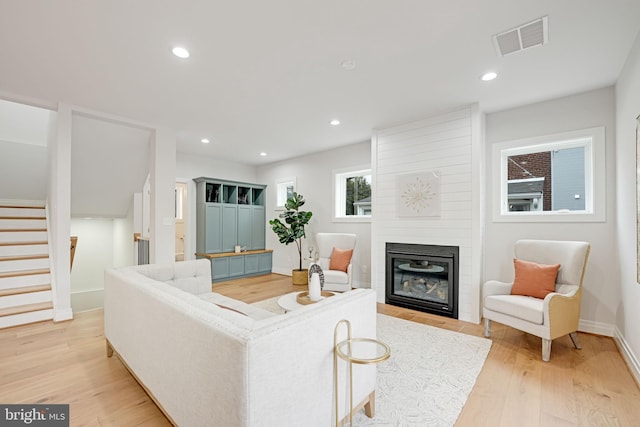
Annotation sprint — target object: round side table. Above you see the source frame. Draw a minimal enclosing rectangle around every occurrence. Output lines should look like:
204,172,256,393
333,319,390,427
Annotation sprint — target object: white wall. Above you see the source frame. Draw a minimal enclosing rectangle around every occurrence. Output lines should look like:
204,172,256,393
256,142,372,287
485,86,618,335
176,152,258,261
0,140,47,200
70,218,115,312
372,106,483,322
615,31,640,381
69,214,133,312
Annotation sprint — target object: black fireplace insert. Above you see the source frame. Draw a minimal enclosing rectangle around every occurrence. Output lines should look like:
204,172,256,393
385,242,459,319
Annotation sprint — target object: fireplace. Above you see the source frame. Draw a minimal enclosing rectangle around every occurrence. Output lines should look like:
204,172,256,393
385,242,459,319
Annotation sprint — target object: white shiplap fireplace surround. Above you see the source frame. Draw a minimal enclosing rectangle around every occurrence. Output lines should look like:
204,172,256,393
371,105,484,323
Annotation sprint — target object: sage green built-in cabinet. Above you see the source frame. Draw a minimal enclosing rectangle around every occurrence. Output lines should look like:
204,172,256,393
195,177,271,281
195,177,267,254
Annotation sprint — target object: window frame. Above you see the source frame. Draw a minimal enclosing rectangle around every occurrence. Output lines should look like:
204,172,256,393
492,126,605,222
332,165,372,223
275,177,296,210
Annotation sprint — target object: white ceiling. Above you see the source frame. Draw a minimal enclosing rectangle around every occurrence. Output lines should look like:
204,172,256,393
0,1,639,168
0,0,640,216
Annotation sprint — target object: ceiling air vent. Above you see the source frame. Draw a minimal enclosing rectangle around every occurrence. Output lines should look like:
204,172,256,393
493,16,548,57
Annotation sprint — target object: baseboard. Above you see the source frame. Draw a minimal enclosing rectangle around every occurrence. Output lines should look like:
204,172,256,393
613,326,640,387
578,318,615,337
271,267,292,276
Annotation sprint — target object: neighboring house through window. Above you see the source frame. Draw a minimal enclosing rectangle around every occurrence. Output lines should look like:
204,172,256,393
333,167,372,221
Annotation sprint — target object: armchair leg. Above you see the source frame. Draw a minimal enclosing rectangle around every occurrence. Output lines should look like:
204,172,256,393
542,338,551,362
483,318,491,337
569,332,582,349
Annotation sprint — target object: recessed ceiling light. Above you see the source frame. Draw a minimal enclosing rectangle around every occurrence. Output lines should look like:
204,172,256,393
481,71,498,81
201,138,210,144
330,119,341,126
172,47,190,59
341,60,356,70
259,152,267,157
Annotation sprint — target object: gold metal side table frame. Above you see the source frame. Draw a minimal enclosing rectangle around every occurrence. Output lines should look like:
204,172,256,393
334,319,391,427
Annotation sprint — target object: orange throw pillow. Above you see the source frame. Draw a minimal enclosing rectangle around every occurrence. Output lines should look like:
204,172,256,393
329,247,353,273
511,258,561,299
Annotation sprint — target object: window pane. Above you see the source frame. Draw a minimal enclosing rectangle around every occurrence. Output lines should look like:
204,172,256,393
506,146,586,213
345,174,371,216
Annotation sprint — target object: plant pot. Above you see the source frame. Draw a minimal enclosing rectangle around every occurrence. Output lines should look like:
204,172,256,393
292,268,309,286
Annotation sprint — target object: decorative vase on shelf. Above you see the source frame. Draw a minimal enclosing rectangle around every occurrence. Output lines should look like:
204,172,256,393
309,273,322,301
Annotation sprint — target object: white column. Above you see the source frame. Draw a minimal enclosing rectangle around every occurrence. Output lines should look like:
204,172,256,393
149,127,176,264
49,103,73,321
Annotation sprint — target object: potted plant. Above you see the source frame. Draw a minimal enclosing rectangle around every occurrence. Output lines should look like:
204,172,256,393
269,192,313,285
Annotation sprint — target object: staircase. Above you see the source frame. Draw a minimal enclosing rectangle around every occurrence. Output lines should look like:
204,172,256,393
0,202,54,329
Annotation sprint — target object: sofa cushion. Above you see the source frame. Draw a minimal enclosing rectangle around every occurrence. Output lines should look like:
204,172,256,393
329,248,353,272
484,294,544,324
323,269,349,285
137,259,211,295
199,292,278,320
510,258,560,299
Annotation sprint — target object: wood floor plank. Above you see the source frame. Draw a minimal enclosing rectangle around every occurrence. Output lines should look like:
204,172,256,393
0,274,638,426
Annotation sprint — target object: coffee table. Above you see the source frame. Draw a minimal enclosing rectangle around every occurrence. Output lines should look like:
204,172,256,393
277,291,334,312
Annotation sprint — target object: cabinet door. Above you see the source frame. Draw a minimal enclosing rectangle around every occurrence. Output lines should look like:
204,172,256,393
205,204,222,253
244,254,259,274
237,205,252,249
229,256,244,277
221,205,238,252
212,258,229,280
258,252,272,273
251,206,265,250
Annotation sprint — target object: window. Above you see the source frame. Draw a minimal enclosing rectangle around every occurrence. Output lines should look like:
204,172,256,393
492,127,605,222
275,177,296,210
333,167,372,221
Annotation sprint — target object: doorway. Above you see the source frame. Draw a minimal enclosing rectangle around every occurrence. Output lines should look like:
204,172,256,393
175,182,187,261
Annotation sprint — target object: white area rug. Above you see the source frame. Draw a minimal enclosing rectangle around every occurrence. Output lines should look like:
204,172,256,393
252,297,492,426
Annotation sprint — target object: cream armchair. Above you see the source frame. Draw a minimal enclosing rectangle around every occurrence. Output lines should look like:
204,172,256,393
483,239,590,362
313,233,356,292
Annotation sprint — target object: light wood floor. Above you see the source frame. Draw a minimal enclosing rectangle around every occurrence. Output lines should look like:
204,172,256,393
1,274,638,426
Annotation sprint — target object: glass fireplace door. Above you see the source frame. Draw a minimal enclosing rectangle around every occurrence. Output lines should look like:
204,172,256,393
391,255,452,305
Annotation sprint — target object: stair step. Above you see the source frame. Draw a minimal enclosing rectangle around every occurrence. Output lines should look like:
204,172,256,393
0,231,48,244
0,254,49,262
0,220,47,230
0,268,50,279
0,258,50,274
0,228,47,232
0,284,51,297
0,241,48,246
0,254,48,262
0,272,51,291
0,301,53,317
0,206,45,219
0,244,48,258
0,205,45,209
0,308,53,329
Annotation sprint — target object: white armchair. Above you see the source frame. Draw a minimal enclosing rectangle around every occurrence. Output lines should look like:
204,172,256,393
313,233,356,292
483,239,590,362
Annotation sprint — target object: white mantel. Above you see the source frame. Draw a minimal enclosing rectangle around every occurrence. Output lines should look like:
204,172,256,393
371,105,484,323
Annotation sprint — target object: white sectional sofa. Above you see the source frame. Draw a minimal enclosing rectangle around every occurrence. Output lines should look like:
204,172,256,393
104,259,377,426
